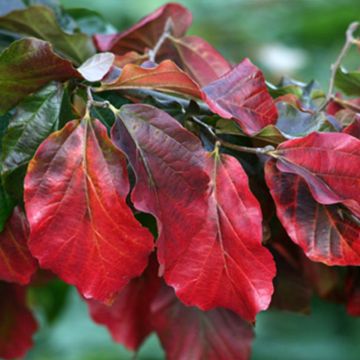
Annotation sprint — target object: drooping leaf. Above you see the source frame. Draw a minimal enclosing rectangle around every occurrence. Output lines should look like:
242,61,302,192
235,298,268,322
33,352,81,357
0,5,95,64
24,116,154,302
0,283,38,360
111,104,210,270
1,82,63,177
77,52,115,82
169,35,232,86
335,67,360,96
0,207,37,284
265,159,360,265
203,59,278,135
99,59,202,98
93,3,192,54
0,38,79,114
151,285,254,360
87,255,161,351
271,132,360,218
111,104,275,321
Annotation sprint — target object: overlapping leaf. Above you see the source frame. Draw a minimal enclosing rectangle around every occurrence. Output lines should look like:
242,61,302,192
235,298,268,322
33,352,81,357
93,3,191,54
1,82,63,177
169,35,232,86
24,116,154,302
0,207,37,284
203,59,278,135
151,285,254,360
0,38,79,114
0,283,38,360
111,104,275,321
87,255,160,351
77,52,115,82
271,132,360,218
266,160,360,265
0,5,95,64
100,60,202,98
343,116,360,139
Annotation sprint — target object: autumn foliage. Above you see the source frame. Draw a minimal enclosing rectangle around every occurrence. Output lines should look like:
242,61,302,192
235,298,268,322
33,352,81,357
0,2,359,359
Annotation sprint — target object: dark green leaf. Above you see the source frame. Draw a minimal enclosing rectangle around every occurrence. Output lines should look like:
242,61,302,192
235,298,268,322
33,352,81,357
1,82,63,176
0,180,15,232
0,5,95,64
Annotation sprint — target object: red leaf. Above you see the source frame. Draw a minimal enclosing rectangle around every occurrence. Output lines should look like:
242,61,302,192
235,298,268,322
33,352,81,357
114,51,148,68
169,35,232,86
343,115,360,139
111,105,275,321
24,117,154,302
272,132,360,218
87,255,161,351
151,285,254,360
0,283,38,360
265,159,360,265
202,59,278,135
0,207,37,285
100,60,202,98
93,3,192,54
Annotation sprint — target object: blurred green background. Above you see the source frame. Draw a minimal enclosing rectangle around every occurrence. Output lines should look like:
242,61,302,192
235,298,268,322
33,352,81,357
24,1,360,359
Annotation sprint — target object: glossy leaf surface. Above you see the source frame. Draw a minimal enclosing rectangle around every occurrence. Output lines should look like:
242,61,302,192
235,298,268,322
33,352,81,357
151,285,254,360
24,117,154,302
203,59,278,135
0,283,38,360
273,132,360,217
0,5,95,64
266,160,360,265
170,35,232,86
100,60,202,98
0,38,79,114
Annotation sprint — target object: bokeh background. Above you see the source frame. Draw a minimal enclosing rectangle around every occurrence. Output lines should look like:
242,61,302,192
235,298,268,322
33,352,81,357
25,0,360,359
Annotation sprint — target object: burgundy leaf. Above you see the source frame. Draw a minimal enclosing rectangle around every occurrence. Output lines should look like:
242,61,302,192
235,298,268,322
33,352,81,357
203,58,278,135
24,117,154,302
343,115,360,139
265,159,360,265
151,285,254,360
272,132,360,218
0,207,37,285
87,255,161,351
0,283,38,359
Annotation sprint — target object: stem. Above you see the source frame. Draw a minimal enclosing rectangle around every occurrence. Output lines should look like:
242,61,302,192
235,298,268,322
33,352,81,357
148,18,173,62
191,116,275,155
333,96,360,113
318,21,359,112
86,87,111,112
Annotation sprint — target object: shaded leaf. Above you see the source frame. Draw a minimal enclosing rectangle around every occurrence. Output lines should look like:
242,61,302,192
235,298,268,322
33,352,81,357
272,132,360,218
0,38,79,114
112,104,275,321
0,5,95,64
346,268,360,316
343,115,360,139
87,255,160,351
0,207,37,284
77,52,115,82
335,67,360,96
100,60,202,99
24,117,154,302
169,35,232,86
0,181,15,232
203,59,278,135
0,283,38,360
1,82,63,176
265,159,360,265
151,285,254,360
93,3,191,54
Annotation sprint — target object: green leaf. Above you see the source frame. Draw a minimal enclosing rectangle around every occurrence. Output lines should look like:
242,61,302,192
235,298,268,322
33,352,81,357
1,82,64,176
0,180,15,232
0,37,79,114
335,67,360,96
0,5,95,64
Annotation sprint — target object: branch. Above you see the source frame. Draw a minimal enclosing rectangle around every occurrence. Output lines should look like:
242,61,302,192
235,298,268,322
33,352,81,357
148,18,173,62
86,87,110,113
318,21,359,112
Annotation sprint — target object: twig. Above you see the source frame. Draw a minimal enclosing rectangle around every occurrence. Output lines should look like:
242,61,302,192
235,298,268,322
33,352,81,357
86,87,110,113
191,116,275,155
148,18,173,62
318,21,359,112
